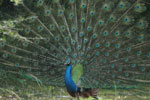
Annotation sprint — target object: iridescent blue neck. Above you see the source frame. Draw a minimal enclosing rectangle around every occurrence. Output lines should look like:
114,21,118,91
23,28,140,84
65,64,77,92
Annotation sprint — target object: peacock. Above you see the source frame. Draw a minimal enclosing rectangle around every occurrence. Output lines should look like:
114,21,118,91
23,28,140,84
64,58,98,99
0,0,150,99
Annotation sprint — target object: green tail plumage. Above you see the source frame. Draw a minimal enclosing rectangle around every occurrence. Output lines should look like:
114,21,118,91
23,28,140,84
0,0,150,98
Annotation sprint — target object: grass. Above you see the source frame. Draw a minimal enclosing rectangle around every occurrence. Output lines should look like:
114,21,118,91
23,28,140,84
0,73,150,100
0,84,150,100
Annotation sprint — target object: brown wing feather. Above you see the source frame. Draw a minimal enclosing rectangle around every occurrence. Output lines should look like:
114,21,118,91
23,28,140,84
79,88,98,98
68,88,98,99
68,91,76,97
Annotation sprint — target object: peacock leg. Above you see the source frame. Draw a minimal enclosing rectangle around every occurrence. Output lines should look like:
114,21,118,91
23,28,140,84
76,93,80,100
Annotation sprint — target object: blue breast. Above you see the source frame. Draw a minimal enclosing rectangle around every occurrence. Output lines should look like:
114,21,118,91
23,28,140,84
65,64,77,93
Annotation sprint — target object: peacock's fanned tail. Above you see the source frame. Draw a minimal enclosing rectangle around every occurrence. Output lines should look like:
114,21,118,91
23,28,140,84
0,0,150,93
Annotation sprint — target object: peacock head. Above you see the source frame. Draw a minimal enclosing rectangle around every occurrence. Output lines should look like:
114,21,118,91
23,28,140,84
64,58,71,66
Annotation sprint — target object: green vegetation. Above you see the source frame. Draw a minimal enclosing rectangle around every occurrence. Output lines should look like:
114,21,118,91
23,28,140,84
0,84,150,100
0,72,150,100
